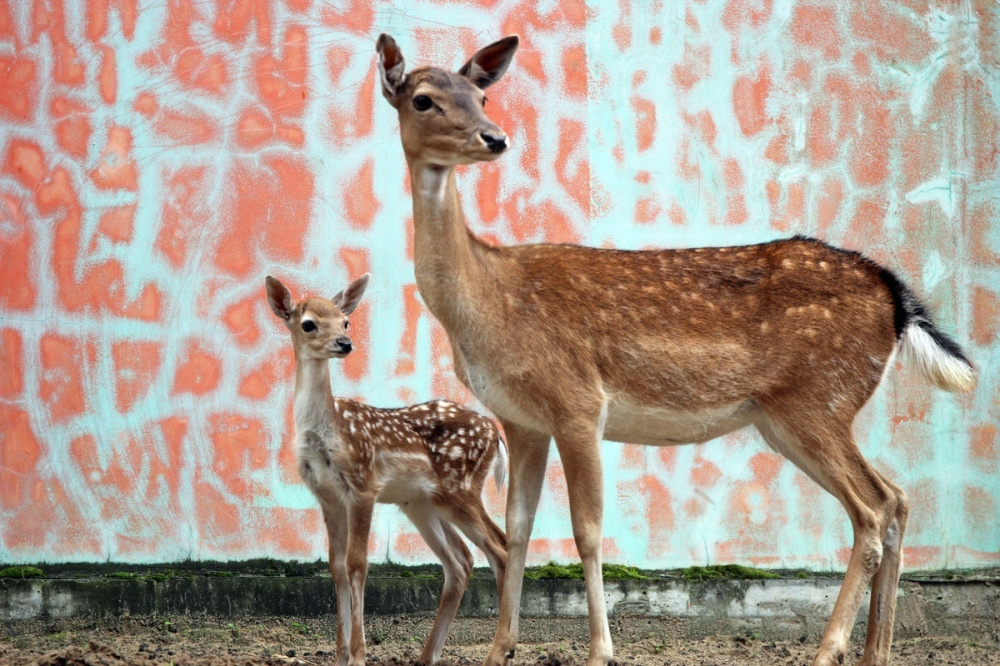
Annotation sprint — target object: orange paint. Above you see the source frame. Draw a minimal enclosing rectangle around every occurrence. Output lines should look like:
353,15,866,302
631,73,656,152
99,44,117,104
0,329,23,399
733,64,770,137
342,159,380,230
340,247,370,382
209,413,269,499
0,406,41,508
238,353,291,401
98,204,136,243
112,340,162,413
562,44,587,99
223,296,261,347
214,0,272,45
0,195,36,311
555,119,590,213
970,286,1000,346
172,342,223,395
3,139,46,189
91,126,139,191
215,156,313,275
51,97,92,158
154,109,219,145
39,333,92,422
791,5,841,59
0,57,37,120
320,0,372,34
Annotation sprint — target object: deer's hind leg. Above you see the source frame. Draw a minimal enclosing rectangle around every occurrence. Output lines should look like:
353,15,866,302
860,472,908,666
403,501,473,665
757,411,899,666
444,495,508,600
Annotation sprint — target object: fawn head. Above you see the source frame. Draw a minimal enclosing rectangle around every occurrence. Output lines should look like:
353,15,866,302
376,33,519,165
265,274,370,361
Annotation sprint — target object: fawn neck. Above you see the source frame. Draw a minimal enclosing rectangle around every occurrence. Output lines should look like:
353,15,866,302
293,352,335,427
408,160,490,325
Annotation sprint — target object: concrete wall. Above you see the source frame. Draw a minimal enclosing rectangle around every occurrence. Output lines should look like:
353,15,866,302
0,0,997,569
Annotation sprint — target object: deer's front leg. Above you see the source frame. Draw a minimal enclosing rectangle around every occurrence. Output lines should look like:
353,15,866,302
322,502,351,666
485,422,550,666
346,495,375,666
553,408,612,666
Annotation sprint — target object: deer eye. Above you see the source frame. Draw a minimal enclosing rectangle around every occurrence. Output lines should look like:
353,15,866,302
344,320,350,331
413,95,433,111
301,320,317,333
482,96,487,108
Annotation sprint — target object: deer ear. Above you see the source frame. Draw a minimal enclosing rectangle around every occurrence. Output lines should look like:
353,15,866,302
377,33,406,105
265,276,294,322
459,35,519,89
333,273,370,316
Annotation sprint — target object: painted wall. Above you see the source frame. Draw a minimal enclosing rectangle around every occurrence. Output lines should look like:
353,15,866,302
0,0,997,569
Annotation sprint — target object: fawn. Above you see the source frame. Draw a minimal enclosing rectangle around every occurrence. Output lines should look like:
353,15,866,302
266,274,508,666
374,33,977,666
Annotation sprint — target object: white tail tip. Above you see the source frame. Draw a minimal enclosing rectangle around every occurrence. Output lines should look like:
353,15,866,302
901,324,977,393
493,434,508,491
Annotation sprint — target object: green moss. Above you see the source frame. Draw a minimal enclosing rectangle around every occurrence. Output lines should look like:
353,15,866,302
602,564,647,581
680,565,780,581
524,562,647,581
0,566,44,579
398,570,439,580
106,572,138,579
205,570,233,578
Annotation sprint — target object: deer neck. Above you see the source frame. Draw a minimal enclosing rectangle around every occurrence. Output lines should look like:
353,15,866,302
408,161,485,325
293,355,335,431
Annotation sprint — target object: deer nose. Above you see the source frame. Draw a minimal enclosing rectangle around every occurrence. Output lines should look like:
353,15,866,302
334,336,352,352
481,132,507,153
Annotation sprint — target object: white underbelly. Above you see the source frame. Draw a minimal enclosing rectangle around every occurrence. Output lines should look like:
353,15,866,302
603,398,756,446
464,363,548,432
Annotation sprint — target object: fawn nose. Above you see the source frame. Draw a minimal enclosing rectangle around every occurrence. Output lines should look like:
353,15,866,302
334,336,352,353
481,132,507,153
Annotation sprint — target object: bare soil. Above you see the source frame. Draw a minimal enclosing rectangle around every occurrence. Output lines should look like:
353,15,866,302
0,616,995,665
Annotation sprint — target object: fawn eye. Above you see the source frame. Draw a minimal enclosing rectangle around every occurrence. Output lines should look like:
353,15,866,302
481,96,487,108
301,320,317,333
344,320,350,331
413,95,433,111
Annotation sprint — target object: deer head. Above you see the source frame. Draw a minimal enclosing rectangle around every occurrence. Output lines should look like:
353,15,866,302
376,33,519,165
265,274,370,361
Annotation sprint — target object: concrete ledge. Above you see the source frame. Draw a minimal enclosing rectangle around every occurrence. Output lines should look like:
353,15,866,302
2,565,998,641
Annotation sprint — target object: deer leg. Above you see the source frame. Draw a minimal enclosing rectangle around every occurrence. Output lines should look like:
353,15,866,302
403,502,472,666
758,415,897,666
448,498,508,604
553,410,613,666
859,473,909,666
322,501,352,666
345,495,375,666
484,422,550,666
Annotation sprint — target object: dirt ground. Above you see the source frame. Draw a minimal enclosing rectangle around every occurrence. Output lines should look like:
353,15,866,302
1,616,995,666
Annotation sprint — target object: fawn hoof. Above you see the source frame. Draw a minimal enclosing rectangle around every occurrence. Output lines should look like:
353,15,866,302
811,649,846,666
483,645,513,666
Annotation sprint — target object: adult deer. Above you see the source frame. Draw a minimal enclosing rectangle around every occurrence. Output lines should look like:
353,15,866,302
375,33,976,666
266,274,508,666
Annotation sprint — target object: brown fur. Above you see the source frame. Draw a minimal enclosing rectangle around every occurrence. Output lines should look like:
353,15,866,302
376,34,975,666
266,275,507,666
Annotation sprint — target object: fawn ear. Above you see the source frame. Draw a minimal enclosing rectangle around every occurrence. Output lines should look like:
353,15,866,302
333,273,370,316
377,33,406,105
459,35,519,89
265,276,294,321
